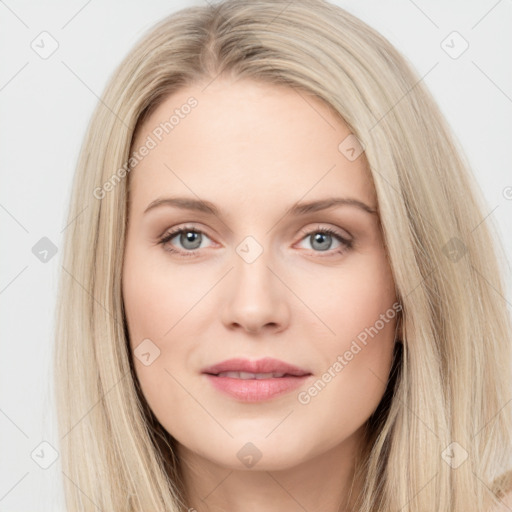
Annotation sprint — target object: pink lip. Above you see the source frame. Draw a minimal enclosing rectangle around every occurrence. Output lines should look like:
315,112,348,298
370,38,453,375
201,357,310,376
201,357,313,402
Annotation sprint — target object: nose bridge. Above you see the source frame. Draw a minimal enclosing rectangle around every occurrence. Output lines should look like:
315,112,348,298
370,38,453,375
220,233,290,333
232,234,275,297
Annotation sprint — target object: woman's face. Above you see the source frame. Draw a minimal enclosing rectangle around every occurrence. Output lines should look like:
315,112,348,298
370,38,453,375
122,76,399,472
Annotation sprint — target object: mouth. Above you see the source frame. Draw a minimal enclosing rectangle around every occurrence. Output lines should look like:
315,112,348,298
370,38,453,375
208,371,304,379
203,368,312,402
201,357,312,402
201,356,311,377
204,373,312,402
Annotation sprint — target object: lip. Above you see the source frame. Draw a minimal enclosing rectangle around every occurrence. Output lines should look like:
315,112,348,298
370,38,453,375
201,357,313,402
201,357,311,377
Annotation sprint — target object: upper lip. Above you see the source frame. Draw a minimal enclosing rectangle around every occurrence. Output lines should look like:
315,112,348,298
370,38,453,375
201,357,311,377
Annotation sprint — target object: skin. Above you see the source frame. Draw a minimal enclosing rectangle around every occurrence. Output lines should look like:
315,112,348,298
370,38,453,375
122,75,399,512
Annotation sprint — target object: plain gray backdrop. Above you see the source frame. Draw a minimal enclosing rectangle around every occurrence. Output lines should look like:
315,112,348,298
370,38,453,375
1,0,511,509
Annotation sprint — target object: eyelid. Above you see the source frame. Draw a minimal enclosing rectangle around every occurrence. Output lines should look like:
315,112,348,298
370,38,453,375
296,223,352,242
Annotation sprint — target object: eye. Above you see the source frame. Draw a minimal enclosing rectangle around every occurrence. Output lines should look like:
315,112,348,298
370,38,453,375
296,225,353,256
157,225,213,257
157,224,353,258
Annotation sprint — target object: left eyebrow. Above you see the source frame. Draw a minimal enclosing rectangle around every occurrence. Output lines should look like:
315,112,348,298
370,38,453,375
286,197,377,216
143,196,378,217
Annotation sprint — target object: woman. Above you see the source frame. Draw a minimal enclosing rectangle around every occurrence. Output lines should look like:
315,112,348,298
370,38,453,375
54,0,512,510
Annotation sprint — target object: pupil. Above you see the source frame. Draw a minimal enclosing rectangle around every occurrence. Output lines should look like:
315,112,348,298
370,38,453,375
312,233,331,251
181,231,201,250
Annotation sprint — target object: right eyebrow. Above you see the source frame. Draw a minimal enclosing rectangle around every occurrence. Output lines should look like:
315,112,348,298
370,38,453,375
144,197,219,216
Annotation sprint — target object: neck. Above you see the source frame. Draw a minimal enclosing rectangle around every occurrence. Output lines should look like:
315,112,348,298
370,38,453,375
176,425,367,512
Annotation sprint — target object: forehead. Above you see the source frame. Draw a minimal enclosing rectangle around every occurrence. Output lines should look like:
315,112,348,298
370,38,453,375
128,77,376,214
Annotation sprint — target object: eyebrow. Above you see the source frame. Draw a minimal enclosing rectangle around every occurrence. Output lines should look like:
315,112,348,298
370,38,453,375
143,196,378,217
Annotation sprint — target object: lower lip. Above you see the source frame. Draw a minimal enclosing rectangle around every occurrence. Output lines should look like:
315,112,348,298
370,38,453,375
204,374,311,402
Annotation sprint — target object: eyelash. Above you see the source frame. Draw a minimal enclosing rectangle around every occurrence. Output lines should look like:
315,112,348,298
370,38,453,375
157,225,353,258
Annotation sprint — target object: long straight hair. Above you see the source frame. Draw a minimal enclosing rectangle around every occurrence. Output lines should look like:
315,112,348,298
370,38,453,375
54,1,512,510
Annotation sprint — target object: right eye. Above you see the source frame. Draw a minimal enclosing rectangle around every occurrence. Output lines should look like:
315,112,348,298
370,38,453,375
158,225,214,257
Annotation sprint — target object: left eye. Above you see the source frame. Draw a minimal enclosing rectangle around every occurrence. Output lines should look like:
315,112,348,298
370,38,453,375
158,226,352,257
296,228,351,253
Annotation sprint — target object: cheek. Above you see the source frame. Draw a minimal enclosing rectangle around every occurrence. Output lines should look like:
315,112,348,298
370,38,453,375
310,248,397,346
295,251,397,428
122,243,202,344
122,242,213,422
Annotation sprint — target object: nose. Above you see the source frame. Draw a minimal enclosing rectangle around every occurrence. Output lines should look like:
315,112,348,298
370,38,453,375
220,251,290,335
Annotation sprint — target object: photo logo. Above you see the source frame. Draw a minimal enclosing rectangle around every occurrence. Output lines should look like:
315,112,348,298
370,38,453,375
297,302,402,405
93,96,198,200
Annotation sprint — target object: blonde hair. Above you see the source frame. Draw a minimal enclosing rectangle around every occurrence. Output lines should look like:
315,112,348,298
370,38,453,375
54,0,512,510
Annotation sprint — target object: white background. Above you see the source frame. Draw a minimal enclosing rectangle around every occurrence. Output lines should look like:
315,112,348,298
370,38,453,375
1,0,511,509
